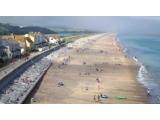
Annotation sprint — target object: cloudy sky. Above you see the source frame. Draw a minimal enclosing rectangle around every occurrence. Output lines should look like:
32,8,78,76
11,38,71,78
0,16,160,34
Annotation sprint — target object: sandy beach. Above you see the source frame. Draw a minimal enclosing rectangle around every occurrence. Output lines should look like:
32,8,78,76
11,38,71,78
31,33,148,104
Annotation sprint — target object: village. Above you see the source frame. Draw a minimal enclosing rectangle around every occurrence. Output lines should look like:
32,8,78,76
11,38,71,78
0,32,65,66
0,31,69,103
0,30,93,103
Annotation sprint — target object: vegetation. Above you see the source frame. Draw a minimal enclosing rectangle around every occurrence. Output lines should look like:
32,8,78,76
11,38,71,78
0,23,56,35
62,33,95,42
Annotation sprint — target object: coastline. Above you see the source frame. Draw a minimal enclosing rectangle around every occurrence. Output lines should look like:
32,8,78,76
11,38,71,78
30,33,149,104
115,36,150,101
111,34,149,103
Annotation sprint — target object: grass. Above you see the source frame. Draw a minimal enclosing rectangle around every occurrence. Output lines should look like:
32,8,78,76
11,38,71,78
63,33,95,42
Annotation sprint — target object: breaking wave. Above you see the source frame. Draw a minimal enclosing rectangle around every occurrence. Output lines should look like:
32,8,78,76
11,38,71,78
137,63,148,87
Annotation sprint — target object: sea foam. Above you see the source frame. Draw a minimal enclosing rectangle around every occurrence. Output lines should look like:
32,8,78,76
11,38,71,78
137,63,148,87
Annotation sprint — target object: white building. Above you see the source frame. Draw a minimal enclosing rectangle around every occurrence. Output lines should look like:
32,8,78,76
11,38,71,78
48,37,59,45
24,32,48,51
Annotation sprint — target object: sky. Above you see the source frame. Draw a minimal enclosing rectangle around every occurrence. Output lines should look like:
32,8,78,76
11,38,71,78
0,16,160,34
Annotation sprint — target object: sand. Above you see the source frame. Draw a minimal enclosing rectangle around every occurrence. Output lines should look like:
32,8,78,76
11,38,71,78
31,33,148,104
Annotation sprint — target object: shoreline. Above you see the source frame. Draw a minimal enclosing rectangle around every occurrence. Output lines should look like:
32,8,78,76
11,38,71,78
31,33,149,104
116,34,149,103
115,36,150,100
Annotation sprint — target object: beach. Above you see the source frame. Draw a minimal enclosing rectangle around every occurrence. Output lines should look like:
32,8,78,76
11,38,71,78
31,33,148,104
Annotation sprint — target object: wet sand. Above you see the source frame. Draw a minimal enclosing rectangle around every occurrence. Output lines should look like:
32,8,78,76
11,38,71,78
31,33,148,104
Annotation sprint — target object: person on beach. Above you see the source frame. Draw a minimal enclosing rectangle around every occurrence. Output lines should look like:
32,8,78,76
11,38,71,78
100,93,103,98
97,94,100,102
96,77,100,83
85,86,88,91
93,94,100,102
93,95,96,102
96,68,99,72
147,88,151,96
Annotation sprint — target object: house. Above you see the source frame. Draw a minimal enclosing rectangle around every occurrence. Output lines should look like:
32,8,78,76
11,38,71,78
0,44,11,63
48,34,65,45
24,32,49,51
0,39,16,63
48,37,59,45
5,39,21,58
14,35,27,55
1,34,14,40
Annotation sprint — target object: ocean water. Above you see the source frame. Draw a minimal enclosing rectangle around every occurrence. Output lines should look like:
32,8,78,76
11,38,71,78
118,34,160,103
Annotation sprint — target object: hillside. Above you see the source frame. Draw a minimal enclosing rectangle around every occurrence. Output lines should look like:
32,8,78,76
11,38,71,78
0,23,57,35
48,26,98,33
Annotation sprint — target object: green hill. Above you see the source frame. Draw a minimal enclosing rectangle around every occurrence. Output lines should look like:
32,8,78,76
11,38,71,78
0,23,56,35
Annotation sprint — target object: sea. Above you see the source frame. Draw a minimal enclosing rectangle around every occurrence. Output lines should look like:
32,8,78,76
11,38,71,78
118,34,160,104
